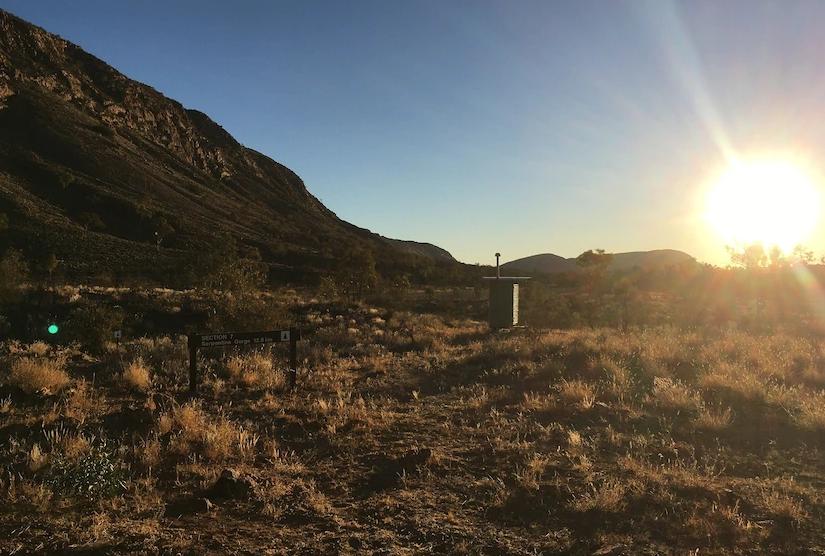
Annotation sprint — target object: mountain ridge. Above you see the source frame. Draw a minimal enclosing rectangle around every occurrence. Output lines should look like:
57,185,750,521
0,8,458,282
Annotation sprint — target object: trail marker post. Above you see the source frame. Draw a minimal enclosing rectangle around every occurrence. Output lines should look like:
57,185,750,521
187,328,301,393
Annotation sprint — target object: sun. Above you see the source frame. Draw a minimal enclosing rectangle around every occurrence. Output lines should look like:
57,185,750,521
704,158,822,252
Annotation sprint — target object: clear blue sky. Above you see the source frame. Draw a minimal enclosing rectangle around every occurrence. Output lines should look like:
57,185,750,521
4,0,825,265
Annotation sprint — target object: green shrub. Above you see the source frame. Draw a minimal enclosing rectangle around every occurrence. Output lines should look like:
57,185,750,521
66,302,124,353
45,443,126,498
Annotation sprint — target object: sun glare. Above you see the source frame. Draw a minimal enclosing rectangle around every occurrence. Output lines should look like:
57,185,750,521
705,158,822,252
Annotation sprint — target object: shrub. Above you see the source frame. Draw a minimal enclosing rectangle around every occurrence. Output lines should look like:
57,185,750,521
161,402,248,462
63,380,105,423
0,248,28,304
66,303,124,353
224,353,285,390
570,480,628,513
694,406,733,431
45,444,125,498
137,437,161,468
8,357,70,394
795,396,825,432
558,379,596,410
121,358,152,391
651,377,700,412
28,341,50,356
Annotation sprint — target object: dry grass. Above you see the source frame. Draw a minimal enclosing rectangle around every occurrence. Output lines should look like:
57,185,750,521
160,402,249,462
694,405,734,431
7,357,70,394
758,486,808,525
121,358,152,391
224,353,285,389
63,379,105,423
794,394,825,432
4,292,825,553
570,480,629,513
651,376,700,412
558,379,596,410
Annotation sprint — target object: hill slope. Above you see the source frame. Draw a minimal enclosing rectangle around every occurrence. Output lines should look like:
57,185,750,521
382,237,455,262
0,9,453,282
504,249,696,275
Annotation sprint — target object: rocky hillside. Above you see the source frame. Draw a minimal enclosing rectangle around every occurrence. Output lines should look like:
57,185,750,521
0,9,457,283
382,237,454,262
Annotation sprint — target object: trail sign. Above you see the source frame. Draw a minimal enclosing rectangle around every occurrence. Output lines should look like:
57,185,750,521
187,328,302,393
192,330,293,348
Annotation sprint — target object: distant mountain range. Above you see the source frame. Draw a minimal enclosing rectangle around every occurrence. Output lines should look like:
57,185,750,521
502,249,696,275
0,9,457,282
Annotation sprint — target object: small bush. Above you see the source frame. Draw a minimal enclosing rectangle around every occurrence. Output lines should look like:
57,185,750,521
121,358,152,391
45,444,126,498
694,406,733,431
795,396,825,432
137,437,161,468
8,357,70,394
65,302,124,353
651,377,700,412
558,379,595,410
63,380,105,423
161,402,247,462
570,480,628,513
28,341,50,356
224,353,285,390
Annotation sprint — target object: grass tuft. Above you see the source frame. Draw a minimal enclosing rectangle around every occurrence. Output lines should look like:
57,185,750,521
8,357,70,395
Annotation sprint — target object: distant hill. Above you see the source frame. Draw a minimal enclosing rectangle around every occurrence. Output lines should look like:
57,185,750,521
0,9,458,282
503,249,696,275
501,253,577,274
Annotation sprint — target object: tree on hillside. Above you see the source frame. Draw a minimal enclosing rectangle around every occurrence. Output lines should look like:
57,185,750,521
182,234,266,292
728,242,819,269
727,243,768,269
574,249,614,326
792,244,815,264
576,249,613,286
43,253,59,280
576,248,613,271
151,214,175,251
338,246,378,300
0,249,28,305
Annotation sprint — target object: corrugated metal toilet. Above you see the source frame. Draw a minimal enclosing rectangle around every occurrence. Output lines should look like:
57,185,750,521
483,253,530,329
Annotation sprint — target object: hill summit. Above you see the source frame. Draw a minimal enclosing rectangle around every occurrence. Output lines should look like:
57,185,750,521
502,249,696,275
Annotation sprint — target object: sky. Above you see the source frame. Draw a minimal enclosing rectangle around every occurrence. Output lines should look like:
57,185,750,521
3,0,825,265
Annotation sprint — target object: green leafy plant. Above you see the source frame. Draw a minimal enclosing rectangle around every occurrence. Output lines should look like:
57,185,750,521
45,442,126,498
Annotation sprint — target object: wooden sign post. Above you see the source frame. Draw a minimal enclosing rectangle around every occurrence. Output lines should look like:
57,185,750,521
187,328,301,393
